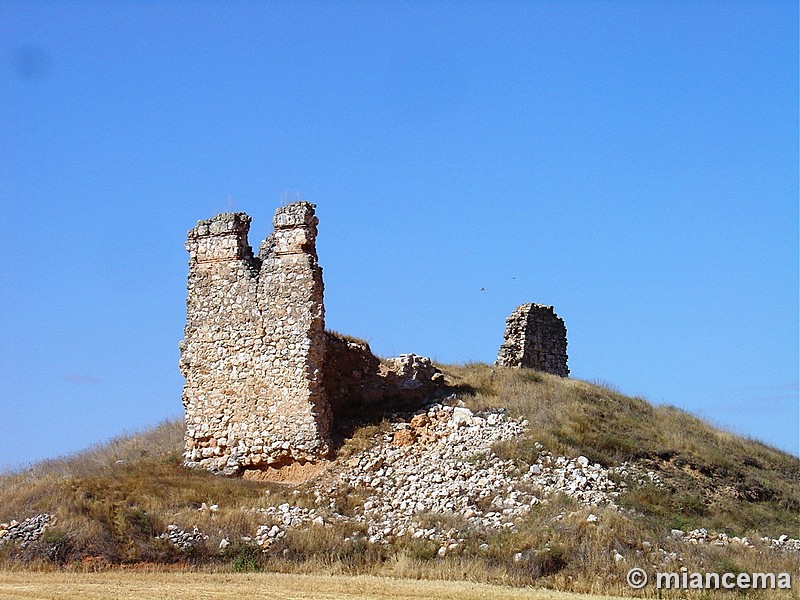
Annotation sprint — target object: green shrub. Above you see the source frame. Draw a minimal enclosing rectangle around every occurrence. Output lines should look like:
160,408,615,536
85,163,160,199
228,542,262,572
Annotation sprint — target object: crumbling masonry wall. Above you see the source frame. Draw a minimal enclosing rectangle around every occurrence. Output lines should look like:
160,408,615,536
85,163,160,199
496,303,569,377
180,202,445,476
180,203,331,474
323,331,445,417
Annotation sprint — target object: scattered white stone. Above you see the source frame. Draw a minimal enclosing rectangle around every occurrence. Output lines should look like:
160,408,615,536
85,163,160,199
157,525,208,551
235,399,799,560
451,407,474,427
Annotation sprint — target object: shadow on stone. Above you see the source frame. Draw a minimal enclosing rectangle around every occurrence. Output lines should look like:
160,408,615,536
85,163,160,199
323,330,451,454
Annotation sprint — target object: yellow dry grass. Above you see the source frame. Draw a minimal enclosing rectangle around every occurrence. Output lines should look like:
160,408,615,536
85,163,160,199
0,571,623,600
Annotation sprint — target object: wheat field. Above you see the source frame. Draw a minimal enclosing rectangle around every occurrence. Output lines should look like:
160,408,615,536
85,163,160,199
0,571,621,600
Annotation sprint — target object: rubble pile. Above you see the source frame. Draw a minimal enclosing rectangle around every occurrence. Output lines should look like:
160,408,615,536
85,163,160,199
259,402,660,546
156,524,208,551
0,514,52,547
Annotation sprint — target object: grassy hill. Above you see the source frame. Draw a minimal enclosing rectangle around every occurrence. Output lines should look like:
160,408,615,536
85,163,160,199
0,365,797,597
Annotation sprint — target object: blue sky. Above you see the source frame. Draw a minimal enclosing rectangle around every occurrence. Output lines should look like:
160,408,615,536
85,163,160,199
1,1,797,469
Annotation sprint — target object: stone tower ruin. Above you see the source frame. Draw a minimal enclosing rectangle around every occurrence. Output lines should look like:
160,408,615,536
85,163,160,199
180,201,445,476
496,303,569,377
180,203,331,474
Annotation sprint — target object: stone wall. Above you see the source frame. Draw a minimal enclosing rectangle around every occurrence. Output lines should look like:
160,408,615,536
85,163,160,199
180,202,445,476
324,331,446,418
496,303,569,377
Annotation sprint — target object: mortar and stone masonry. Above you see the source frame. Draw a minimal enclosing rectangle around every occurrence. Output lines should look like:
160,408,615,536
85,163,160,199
179,201,568,476
496,303,569,377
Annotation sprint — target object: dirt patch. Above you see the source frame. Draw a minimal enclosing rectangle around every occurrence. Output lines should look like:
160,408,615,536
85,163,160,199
242,461,330,484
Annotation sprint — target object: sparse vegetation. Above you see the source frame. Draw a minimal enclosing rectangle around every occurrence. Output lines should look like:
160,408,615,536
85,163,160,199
0,364,797,598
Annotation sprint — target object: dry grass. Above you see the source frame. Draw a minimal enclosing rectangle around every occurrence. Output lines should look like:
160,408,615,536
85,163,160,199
0,363,798,598
9,419,186,480
326,329,371,347
0,571,623,600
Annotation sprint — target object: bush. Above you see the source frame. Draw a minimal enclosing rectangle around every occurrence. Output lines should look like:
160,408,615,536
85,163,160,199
230,543,262,572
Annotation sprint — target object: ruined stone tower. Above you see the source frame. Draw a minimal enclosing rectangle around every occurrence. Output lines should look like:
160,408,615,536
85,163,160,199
496,303,569,377
180,202,331,474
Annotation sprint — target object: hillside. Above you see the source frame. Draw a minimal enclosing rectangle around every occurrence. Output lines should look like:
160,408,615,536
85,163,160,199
0,365,797,597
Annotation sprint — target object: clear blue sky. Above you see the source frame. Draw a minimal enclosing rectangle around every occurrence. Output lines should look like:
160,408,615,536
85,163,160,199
1,1,797,469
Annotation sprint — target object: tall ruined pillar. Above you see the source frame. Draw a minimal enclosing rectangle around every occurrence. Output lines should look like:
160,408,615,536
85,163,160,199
496,303,569,377
180,202,331,475
257,202,331,463
180,213,263,474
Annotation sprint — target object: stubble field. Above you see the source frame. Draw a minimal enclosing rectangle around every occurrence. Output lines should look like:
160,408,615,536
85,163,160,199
0,571,621,600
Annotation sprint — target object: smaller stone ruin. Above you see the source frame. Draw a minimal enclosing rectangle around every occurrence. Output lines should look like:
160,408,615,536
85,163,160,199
496,303,569,377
